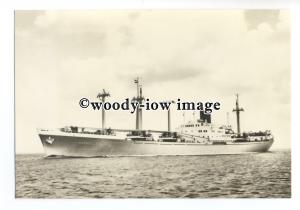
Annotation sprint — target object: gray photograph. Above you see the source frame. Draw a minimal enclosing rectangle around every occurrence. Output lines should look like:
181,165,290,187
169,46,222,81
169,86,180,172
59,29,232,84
15,10,290,198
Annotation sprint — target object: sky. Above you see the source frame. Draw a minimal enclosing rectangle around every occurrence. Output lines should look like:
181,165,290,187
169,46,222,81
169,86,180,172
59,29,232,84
15,10,290,153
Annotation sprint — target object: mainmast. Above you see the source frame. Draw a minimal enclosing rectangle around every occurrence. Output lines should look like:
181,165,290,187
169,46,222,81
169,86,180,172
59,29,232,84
133,78,144,130
97,89,110,131
165,100,175,132
232,94,244,136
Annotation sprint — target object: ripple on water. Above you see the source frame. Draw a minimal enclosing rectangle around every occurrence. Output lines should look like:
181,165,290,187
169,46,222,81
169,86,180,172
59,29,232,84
15,150,291,198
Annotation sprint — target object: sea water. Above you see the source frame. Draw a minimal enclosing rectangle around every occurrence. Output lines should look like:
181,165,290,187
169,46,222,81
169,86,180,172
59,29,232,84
15,150,291,198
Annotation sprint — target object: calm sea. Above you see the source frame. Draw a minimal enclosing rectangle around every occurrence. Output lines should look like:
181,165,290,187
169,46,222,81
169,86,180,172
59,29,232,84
15,150,291,198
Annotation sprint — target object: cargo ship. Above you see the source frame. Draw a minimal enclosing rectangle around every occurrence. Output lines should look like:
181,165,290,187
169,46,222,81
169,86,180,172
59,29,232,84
37,78,274,157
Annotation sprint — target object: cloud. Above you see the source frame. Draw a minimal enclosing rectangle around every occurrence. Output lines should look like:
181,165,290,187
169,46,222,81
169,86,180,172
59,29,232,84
15,10,44,29
142,68,201,84
244,10,280,30
118,67,204,86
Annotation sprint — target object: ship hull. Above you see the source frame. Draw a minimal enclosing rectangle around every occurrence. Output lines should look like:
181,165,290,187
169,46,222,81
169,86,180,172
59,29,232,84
39,133,274,157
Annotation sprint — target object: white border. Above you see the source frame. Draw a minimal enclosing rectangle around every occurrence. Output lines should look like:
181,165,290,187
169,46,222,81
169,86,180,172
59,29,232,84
1,1,299,210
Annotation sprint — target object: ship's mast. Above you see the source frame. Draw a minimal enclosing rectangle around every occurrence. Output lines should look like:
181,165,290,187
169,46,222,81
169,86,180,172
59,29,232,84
232,94,244,136
165,100,175,132
133,78,144,130
139,86,143,129
97,89,110,131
